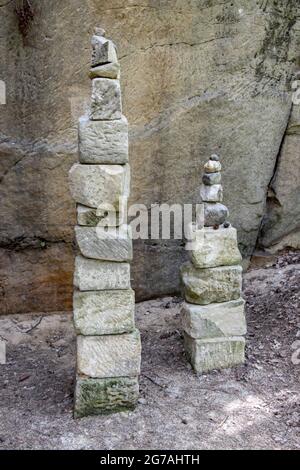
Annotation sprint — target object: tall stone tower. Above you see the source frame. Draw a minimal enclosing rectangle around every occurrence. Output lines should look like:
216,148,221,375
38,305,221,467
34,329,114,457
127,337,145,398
69,29,141,417
181,155,247,373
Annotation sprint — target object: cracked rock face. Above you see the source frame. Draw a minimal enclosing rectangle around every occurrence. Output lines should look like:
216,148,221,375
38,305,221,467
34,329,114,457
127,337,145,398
1,0,300,312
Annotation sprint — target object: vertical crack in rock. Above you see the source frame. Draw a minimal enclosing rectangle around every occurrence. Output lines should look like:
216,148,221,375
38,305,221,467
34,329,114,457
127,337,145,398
256,103,294,250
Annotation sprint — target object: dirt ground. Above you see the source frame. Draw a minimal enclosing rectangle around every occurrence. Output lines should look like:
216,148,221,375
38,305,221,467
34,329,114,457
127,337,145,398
0,252,299,450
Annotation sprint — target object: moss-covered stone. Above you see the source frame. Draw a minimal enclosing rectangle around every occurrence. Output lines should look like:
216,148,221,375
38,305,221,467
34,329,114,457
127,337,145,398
74,376,139,418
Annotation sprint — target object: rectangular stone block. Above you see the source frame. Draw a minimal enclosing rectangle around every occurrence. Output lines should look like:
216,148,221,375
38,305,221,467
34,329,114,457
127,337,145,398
90,78,122,120
182,299,246,339
77,197,127,227
73,289,135,335
69,163,130,209
184,333,245,373
74,376,139,418
190,226,242,268
78,115,128,164
77,330,141,378
92,38,117,67
74,256,130,291
181,263,242,305
75,225,133,261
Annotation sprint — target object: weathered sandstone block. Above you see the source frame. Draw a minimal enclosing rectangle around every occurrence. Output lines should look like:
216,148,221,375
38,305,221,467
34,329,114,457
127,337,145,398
89,62,120,80
184,334,245,373
91,34,117,67
200,184,223,202
182,299,246,339
190,226,242,268
77,197,127,227
79,115,128,164
90,78,122,120
74,256,130,291
74,376,139,418
75,224,133,261
77,330,141,378
73,289,135,335
69,163,129,209
181,263,242,305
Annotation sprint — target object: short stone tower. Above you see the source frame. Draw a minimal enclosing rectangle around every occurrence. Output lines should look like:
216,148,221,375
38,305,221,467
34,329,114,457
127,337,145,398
69,29,141,417
181,155,246,373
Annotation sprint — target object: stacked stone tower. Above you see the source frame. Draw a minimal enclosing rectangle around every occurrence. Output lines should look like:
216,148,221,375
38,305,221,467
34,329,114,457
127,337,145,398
181,155,247,373
69,29,141,417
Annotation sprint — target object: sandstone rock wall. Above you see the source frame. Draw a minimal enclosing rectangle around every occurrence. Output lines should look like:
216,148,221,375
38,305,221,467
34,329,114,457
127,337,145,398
0,0,299,314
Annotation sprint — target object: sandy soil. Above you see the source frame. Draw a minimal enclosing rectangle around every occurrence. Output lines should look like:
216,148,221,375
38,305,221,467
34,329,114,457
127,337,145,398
0,252,299,450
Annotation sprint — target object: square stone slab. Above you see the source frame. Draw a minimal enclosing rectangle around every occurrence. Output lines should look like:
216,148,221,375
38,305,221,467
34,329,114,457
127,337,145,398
79,115,128,164
77,330,141,378
90,78,122,120
181,263,242,305
69,163,130,209
73,289,135,335
74,256,130,291
182,298,246,339
184,334,245,373
74,376,139,418
75,224,133,261
190,226,242,268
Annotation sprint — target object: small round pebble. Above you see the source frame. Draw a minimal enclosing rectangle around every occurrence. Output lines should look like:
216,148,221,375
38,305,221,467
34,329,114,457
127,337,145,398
204,160,221,173
210,154,220,161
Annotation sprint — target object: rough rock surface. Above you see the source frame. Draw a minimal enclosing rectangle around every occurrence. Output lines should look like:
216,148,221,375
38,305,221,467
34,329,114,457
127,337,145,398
75,225,133,261
181,263,242,305
1,1,299,313
74,256,130,291
69,164,129,209
77,331,141,378
90,78,122,120
190,226,242,268
259,104,300,252
79,115,128,164
73,289,135,335
182,299,246,339
184,334,245,373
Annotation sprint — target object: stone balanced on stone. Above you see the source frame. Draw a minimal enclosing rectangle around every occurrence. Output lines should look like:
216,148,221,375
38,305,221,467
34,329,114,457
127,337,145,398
180,155,247,373
69,29,141,417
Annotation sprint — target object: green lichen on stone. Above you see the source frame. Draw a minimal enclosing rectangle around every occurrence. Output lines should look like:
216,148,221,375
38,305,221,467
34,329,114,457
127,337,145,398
74,376,139,418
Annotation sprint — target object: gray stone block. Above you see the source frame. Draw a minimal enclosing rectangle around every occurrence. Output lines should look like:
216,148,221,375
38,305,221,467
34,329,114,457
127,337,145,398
182,299,246,339
181,263,242,305
184,334,245,373
90,78,122,120
73,289,135,335
75,225,133,261
74,256,130,291
77,330,141,378
190,226,242,268
79,115,128,164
